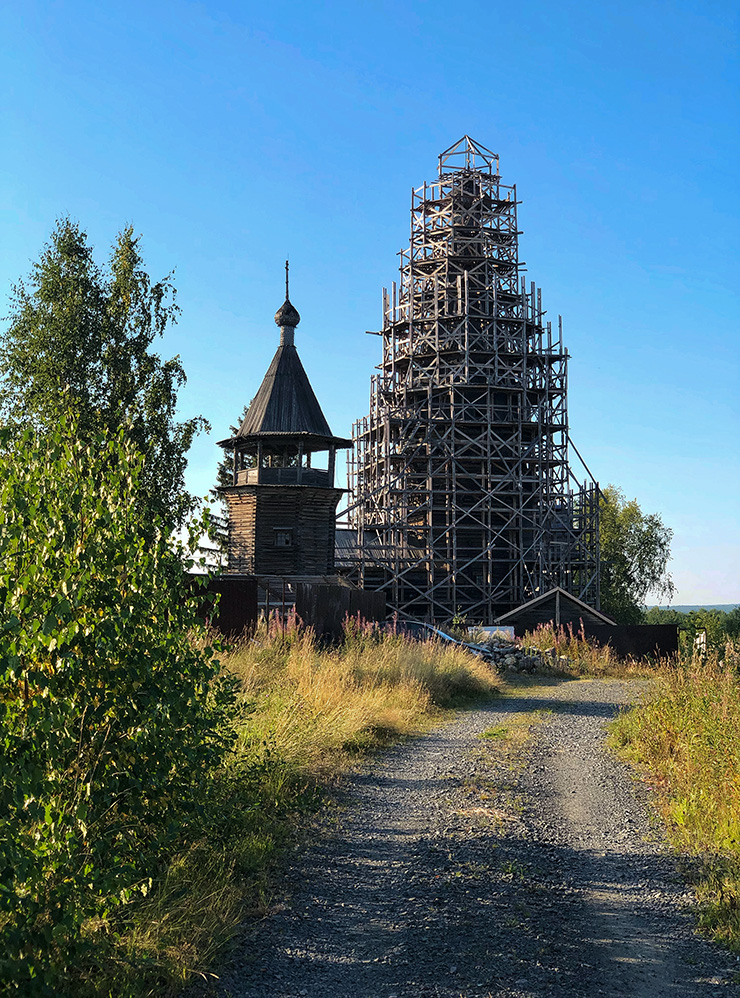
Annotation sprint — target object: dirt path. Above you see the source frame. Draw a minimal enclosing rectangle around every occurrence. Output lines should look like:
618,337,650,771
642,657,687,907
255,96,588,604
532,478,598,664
197,678,737,997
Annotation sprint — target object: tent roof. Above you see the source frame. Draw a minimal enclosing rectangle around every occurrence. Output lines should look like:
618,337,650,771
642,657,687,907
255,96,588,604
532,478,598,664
217,341,351,450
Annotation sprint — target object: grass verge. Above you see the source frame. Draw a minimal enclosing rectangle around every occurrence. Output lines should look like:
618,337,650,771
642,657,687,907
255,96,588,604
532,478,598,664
84,620,500,996
519,622,659,678
461,680,557,832
610,639,740,950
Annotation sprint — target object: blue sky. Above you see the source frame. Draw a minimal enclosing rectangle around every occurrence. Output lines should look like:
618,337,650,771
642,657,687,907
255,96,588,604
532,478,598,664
1,0,738,604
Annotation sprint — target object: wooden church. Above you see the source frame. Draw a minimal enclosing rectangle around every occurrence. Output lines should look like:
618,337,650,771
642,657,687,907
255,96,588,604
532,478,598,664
217,275,352,579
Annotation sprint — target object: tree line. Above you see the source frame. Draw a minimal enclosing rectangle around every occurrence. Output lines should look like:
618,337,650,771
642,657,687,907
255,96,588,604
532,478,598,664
644,605,740,649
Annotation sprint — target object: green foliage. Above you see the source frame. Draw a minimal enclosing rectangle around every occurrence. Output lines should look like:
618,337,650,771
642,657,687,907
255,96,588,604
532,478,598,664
723,606,740,640
599,484,675,623
644,605,740,652
0,218,208,530
0,419,238,995
448,607,468,640
210,404,253,550
213,403,253,496
641,606,687,627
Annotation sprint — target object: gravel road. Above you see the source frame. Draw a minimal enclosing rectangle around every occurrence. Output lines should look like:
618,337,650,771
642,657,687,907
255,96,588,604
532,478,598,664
196,677,738,997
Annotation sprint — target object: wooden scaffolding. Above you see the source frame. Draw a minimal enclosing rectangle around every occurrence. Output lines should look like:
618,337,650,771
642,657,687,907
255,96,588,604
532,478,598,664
342,136,600,623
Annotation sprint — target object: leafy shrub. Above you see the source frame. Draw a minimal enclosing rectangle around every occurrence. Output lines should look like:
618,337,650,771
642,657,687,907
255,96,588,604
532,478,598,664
0,420,237,994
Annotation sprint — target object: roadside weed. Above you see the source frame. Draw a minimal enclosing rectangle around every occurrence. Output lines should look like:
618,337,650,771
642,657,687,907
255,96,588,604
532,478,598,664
610,640,740,950
480,725,508,739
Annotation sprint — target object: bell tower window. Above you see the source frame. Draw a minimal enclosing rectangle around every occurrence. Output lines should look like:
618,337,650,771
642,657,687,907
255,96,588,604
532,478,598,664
274,529,294,549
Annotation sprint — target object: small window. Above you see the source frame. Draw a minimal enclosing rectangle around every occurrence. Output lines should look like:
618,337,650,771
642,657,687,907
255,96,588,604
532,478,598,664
274,529,293,549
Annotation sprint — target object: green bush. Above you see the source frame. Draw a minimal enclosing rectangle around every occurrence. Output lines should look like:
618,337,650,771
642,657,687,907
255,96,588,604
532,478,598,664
0,420,238,994
643,606,740,655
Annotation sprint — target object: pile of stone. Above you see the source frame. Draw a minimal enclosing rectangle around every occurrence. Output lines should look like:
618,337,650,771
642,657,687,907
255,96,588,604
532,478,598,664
478,641,572,674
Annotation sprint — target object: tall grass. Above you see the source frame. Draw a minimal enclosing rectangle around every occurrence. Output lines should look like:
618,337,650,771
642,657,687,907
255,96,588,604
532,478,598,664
520,621,652,677
92,618,500,996
611,639,740,949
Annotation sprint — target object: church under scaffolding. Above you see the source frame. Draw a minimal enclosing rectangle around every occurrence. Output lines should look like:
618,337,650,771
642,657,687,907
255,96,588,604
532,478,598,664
341,137,600,623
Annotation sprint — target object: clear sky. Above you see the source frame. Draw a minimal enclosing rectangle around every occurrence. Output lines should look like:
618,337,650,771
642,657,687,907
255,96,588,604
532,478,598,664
1,0,738,605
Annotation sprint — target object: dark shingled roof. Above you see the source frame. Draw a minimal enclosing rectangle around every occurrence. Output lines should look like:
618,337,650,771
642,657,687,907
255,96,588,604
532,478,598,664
217,293,352,451
217,342,352,450
240,342,331,436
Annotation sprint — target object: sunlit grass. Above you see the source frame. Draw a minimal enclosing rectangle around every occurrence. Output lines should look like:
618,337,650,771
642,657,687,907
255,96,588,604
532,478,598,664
610,639,740,950
520,621,663,677
89,618,500,996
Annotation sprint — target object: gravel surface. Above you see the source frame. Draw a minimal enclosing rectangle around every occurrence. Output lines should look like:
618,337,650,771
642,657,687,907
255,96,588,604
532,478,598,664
194,677,738,997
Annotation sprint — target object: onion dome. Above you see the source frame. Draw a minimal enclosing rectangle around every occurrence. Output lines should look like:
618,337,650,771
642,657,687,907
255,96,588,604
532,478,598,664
274,298,301,328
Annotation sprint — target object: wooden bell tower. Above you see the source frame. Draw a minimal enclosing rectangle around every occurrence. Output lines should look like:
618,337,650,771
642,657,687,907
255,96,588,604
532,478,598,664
217,272,351,577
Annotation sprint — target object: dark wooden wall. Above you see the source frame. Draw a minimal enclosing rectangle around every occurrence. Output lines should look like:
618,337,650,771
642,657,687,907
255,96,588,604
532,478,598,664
296,584,386,639
584,624,679,659
224,485,342,575
190,575,258,636
510,620,679,659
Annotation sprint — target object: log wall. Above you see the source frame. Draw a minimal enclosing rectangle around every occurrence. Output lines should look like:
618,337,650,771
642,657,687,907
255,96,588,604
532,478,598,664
224,484,343,575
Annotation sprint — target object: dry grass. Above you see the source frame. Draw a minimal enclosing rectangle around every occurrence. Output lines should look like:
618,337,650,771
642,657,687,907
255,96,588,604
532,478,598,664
520,621,662,677
227,621,498,765
610,639,740,950
95,619,500,996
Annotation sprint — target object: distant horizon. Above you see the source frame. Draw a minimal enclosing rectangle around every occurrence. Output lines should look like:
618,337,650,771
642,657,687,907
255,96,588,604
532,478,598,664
648,604,739,613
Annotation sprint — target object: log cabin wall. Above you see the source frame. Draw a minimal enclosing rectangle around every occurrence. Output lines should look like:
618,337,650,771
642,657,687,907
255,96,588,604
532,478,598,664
224,491,257,574
224,485,343,575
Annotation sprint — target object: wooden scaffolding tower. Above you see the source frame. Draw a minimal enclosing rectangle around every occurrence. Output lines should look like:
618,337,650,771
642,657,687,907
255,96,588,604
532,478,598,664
344,136,600,623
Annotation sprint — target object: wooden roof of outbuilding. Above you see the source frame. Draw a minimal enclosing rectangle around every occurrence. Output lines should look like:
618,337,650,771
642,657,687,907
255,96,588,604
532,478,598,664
495,586,616,626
